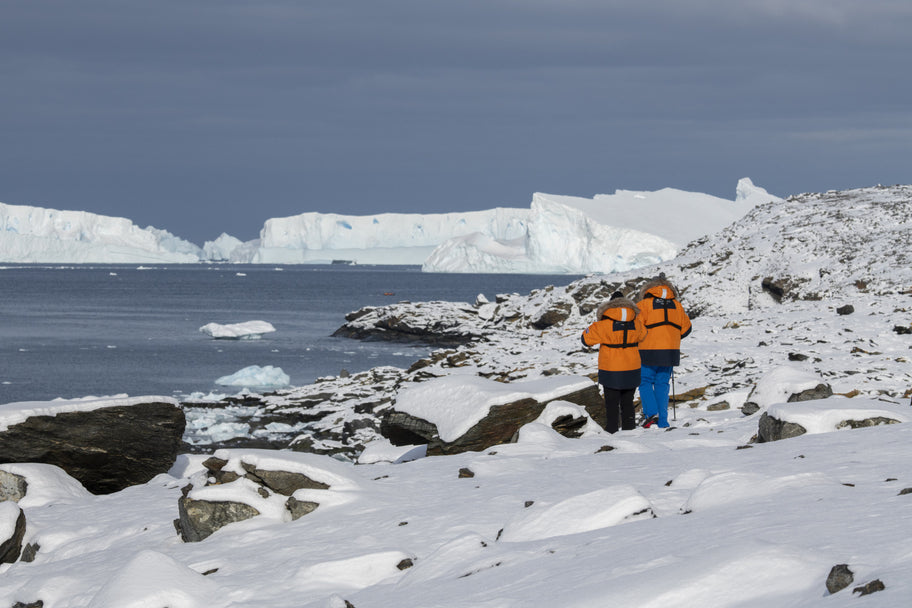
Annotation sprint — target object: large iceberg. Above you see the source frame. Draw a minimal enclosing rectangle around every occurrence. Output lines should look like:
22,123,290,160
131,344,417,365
0,179,778,273
422,178,779,274
246,208,530,265
0,201,201,263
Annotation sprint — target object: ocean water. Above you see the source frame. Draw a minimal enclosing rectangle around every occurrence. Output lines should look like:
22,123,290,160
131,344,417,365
0,265,579,404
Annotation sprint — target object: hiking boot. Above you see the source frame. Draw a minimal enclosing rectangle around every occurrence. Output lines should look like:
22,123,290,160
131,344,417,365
642,415,658,428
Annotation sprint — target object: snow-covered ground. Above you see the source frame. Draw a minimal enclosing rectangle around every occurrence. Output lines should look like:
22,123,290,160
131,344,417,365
2,184,911,606
0,179,775,272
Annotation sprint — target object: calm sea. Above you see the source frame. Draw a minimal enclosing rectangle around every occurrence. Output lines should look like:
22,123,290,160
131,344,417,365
0,265,579,404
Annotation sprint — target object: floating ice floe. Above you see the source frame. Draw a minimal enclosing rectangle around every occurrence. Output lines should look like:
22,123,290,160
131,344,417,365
215,365,290,388
199,320,276,340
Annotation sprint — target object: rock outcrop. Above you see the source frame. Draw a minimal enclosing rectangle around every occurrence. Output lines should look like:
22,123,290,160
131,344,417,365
176,451,332,542
0,401,186,494
381,383,604,456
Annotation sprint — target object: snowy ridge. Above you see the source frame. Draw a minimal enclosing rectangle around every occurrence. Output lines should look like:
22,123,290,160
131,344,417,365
0,202,201,263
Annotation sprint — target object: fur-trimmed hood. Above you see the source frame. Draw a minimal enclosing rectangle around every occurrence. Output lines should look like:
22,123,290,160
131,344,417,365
637,276,679,301
596,297,639,320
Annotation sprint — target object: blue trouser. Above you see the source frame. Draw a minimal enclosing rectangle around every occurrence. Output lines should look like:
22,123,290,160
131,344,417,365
640,365,673,427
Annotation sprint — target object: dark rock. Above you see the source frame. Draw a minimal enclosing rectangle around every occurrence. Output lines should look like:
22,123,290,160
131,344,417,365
382,382,604,456
741,402,760,416
0,470,28,503
787,383,833,402
11,602,44,608
836,304,855,315
894,325,912,335
550,414,588,438
826,564,854,594
396,559,414,570
0,505,26,564
757,413,807,442
853,579,885,596
788,352,809,361
177,497,260,542
706,401,730,411
458,468,475,479
899,488,912,496
20,542,40,563
286,496,319,520
0,402,185,495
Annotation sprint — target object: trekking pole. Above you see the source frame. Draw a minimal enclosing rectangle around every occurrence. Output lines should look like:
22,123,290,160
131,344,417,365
671,368,677,421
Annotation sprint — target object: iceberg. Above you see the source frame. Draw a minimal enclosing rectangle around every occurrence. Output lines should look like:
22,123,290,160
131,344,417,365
214,365,290,389
0,178,779,273
246,208,529,265
199,321,277,340
422,178,779,274
0,201,201,263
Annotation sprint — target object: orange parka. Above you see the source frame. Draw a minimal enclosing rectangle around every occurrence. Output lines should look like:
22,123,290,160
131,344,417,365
636,277,692,367
581,297,648,389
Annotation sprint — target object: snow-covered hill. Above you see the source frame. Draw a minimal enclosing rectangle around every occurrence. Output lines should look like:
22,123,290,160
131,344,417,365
0,179,775,272
2,184,911,606
0,202,202,264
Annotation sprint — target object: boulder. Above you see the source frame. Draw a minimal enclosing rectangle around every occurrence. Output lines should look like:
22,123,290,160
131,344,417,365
177,497,260,543
757,413,809,442
529,301,573,329
826,564,854,594
0,470,28,503
0,502,26,564
381,383,604,456
787,383,833,402
758,409,902,443
177,451,337,541
0,401,185,495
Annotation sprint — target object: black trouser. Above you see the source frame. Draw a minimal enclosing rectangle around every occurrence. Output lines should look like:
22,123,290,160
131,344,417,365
603,387,636,433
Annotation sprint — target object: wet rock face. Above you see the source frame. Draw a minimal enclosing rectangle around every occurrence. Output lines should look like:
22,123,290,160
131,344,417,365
0,402,186,495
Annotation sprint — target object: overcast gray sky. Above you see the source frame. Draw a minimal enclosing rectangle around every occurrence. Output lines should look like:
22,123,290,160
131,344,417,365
2,1,910,243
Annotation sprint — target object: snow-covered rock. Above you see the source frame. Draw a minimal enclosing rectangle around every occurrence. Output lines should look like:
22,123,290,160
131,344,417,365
0,201,202,263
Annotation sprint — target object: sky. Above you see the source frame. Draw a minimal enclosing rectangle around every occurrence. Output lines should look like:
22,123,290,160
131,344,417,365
2,0,911,244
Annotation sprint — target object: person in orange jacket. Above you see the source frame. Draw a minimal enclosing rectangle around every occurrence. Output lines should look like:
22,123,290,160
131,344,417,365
581,291,648,433
636,274,692,428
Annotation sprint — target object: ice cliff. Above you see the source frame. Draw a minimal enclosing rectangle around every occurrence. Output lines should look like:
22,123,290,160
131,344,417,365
0,202,201,264
0,179,778,272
